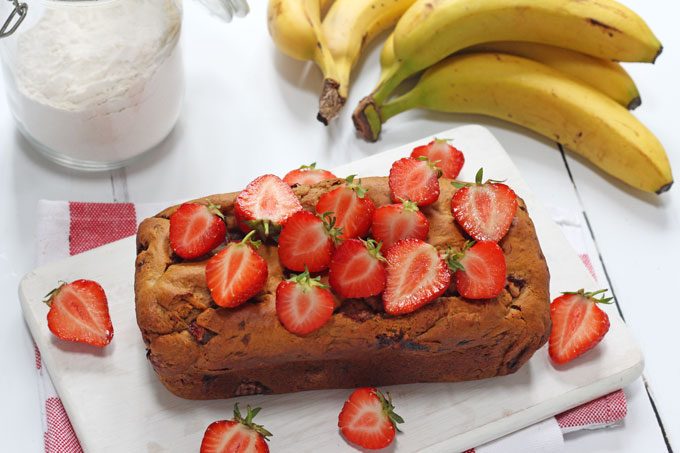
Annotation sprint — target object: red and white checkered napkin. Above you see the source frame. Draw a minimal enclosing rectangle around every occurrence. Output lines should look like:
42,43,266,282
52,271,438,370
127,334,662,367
32,201,627,453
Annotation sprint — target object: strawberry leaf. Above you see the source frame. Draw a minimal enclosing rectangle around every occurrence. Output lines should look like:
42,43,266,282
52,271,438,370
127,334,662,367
562,288,614,304
232,403,273,440
300,162,317,170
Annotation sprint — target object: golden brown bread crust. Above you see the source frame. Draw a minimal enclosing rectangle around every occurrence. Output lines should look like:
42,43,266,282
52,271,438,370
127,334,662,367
135,177,551,400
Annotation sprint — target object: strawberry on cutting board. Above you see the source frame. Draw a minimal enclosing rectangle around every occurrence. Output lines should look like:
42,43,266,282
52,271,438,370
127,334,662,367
169,203,227,259
338,387,404,450
276,269,335,336
205,231,268,308
315,175,375,240
451,168,518,242
549,289,612,365
388,157,441,207
45,280,113,347
411,138,465,179
278,211,340,272
446,241,506,299
200,403,272,453
371,200,429,250
329,239,386,299
383,238,451,315
234,174,302,237
283,162,337,186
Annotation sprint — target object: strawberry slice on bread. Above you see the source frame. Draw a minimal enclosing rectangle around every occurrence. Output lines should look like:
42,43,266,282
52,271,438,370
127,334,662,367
446,241,507,299
200,404,271,453
329,239,387,299
549,289,612,365
315,175,375,240
278,211,341,273
451,168,518,242
283,162,337,186
45,280,113,347
234,174,302,237
338,387,404,450
276,269,336,336
169,203,227,260
371,200,429,250
411,138,465,179
383,238,451,315
388,157,441,207
205,231,268,308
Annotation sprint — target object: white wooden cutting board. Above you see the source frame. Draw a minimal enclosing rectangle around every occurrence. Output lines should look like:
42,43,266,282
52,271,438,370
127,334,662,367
19,125,643,452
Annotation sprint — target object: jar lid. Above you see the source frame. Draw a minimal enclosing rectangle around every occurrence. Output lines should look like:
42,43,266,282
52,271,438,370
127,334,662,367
1,0,27,39
196,0,248,22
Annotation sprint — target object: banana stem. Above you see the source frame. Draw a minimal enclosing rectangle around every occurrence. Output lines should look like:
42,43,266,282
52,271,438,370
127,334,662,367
372,69,407,106
380,93,417,122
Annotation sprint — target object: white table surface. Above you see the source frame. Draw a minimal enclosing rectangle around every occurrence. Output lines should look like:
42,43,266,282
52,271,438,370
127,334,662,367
0,1,677,451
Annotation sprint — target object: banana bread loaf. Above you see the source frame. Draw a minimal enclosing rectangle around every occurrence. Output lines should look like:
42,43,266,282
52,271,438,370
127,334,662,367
134,177,550,400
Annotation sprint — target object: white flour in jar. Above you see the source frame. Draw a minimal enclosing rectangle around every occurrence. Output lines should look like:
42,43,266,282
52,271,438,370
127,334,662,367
8,0,183,164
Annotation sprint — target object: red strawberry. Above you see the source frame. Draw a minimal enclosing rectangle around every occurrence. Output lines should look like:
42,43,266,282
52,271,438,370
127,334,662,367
169,203,227,259
283,162,337,186
45,280,113,347
388,157,440,206
205,231,268,308
315,175,375,240
278,211,340,272
275,269,335,336
549,289,612,365
371,200,429,250
200,403,272,453
234,174,303,237
338,387,404,450
451,168,518,242
446,241,506,299
329,239,387,299
382,239,451,315
411,138,465,179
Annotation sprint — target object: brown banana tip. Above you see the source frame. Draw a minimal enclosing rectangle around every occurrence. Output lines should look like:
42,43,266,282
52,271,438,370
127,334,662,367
653,45,663,64
317,78,346,126
352,96,378,142
627,96,642,110
655,180,673,194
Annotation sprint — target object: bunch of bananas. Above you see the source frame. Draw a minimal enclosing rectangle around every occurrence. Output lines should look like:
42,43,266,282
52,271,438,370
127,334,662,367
268,0,417,124
268,0,673,193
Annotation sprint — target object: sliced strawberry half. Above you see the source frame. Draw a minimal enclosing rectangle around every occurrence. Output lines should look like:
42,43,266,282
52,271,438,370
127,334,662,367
45,280,113,347
446,241,506,299
388,157,441,207
200,403,271,453
371,200,429,250
329,239,387,299
276,269,335,336
549,289,612,365
315,175,375,240
338,387,404,450
205,231,269,308
278,211,340,272
382,239,451,315
283,162,337,186
169,203,227,260
451,168,518,242
411,138,465,179
234,174,303,237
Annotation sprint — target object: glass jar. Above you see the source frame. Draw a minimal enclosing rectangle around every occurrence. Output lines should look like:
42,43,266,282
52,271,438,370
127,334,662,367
0,0,185,171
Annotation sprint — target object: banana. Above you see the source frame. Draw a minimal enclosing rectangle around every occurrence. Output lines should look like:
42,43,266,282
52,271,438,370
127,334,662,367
317,0,417,124
467,42,640,109
356,53,672,193
354,0,663,122
267,0,335,76
379,36,641,109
